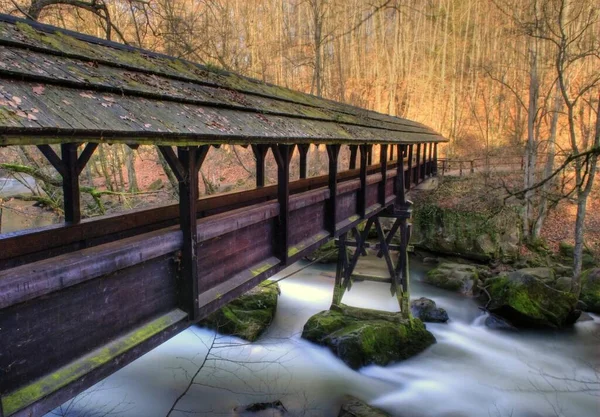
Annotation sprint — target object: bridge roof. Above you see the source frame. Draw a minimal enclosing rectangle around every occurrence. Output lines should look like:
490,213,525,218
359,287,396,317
0,14,447,146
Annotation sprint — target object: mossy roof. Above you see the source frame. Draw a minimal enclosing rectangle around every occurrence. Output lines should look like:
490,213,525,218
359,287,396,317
0,14,447,146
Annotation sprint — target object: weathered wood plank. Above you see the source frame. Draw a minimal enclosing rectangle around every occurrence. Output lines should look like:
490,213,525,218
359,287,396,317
0,255,179,395
1,309,187,417
0,228,181,309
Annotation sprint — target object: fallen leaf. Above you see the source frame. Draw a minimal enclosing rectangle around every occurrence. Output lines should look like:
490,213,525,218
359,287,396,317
27,113,38,121
80,92,95,99
32,85,45,95
12,96,22,105
101,102,113,108
62,100,72,105
144,123,152,128
15,110,27,118
102,96,115,102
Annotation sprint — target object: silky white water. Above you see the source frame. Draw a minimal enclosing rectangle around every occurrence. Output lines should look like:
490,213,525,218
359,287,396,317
44,256,599,417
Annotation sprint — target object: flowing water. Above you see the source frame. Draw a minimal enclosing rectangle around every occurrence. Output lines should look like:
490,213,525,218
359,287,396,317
30,255,599,417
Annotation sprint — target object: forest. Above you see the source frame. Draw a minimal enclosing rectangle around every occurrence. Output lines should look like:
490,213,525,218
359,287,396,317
0,0,598,271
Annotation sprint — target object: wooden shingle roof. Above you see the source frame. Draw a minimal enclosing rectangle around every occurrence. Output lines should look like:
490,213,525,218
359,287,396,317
0,14,447,146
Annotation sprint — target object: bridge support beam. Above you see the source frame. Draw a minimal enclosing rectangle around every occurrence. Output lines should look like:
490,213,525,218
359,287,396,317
405,144,413,191
326,144,340,235
331,214,410,318
349,145,358,170
358,144,369,218
298,144,309,179
272,144,294,264
251,144,270,187
414,143,421,185
157,145,209,320
378,144,388,206
433,143,438,176
37,143,98,224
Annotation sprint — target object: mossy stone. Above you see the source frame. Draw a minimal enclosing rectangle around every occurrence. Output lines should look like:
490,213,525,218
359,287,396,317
302,304,435,370
486,270,579,328
201,281,279,341
580,268,600,313
424,262,479,294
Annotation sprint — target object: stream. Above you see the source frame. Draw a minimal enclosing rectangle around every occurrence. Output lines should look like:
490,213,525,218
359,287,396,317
39,256,598,417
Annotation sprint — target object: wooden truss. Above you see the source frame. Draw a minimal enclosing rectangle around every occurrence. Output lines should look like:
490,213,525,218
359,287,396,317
332,206,413,319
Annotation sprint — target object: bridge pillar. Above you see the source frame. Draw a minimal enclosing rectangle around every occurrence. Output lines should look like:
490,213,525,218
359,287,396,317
36,143,98,224
358,144,369,218
326,144,341,235
433,142,437,176
272,144,294,264
405,144,413,190
349,145,358,170
251,144,270,187
378,144,388,206
414,143,421,185
157,145,209,320
298,144,310,179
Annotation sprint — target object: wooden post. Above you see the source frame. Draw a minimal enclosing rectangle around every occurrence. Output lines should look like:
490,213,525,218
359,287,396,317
433,143,438,176
158,145,208,320
379,144,388,206
298,144,309,179
389,145,395,161
358,144,368,218
178,147,199,320
37,143,98,224
405,144,413,190
414,143,421,185
326,145,341,235
272,145,293,264
367,145,373,166
61,143,81,224
349,145,358,170
396,145,406,205
424,142,429,176
251,144,269,187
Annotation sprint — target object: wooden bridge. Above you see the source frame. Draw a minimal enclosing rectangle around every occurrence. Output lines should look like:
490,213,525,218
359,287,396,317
0,15,446,417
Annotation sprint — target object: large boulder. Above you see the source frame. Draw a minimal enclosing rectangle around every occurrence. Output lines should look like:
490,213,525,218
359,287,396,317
306,240,353,264
410,297,449,323
580,268,600,313
338,396,391,417
201,281,279,341
410,201,521,262
302,304,435,370
424,262,479,295
485,269,580,328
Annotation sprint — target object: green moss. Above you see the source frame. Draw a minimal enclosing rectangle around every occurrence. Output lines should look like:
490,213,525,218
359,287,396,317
580,268,600,313
200,281,279,341
486,271,578,328
302,305,435,369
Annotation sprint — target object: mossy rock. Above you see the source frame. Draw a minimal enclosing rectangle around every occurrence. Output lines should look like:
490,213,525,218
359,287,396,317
306,240,353,264
201,281,279,341
301,304,435,370
410,297,449,323
411,202,521,262
580,268,600,313
485,270,579,328
424,262,479,294
338,396,391,417
557,242,597,269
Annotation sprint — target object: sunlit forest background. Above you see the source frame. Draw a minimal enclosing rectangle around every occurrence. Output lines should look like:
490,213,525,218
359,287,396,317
0,0,596,157
0,0,598,268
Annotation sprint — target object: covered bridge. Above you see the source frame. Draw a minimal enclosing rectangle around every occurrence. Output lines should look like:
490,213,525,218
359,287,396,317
0,14,446,417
